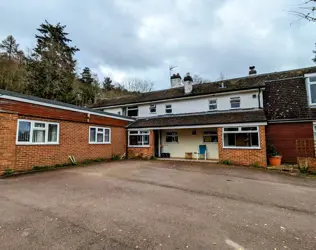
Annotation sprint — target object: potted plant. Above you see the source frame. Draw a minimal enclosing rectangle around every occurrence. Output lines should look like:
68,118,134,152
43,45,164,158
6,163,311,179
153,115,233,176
267,144,282,166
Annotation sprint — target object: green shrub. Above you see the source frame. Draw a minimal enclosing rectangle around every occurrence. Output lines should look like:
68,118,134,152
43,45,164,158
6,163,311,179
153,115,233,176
252,162,262,168
112,155,121,161
150,156,158,160
4,169,14,176
220,160,232,165
82,159,94,165
95,158,106,162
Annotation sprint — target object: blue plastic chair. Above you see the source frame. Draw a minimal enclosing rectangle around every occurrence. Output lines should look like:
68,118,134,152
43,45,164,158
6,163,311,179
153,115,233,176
196,145,207,160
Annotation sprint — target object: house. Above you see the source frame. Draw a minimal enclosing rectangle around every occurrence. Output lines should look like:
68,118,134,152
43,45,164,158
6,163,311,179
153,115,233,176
0,89,134,175
92,66,316,166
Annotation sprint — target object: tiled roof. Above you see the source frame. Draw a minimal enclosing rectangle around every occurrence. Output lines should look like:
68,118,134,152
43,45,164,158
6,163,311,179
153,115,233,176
128,109,266,128
92,66,316,108
264,76,316,121
0,89,134,121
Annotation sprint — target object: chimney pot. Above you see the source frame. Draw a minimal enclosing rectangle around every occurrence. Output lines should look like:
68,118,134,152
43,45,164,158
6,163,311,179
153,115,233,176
249,66,257,75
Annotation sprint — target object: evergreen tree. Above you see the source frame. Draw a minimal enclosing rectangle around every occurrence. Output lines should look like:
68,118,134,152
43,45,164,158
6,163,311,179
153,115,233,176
0,35,21,60
27,20,79,103
102,77,114,91
80,67,94,85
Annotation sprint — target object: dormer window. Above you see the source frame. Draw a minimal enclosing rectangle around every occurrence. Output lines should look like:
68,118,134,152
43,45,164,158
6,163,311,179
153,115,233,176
306,73,316,105
230,97,241,109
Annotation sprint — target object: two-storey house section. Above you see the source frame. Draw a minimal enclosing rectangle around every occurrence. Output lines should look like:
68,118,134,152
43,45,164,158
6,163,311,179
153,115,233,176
93,68,268,166
92,66,316,166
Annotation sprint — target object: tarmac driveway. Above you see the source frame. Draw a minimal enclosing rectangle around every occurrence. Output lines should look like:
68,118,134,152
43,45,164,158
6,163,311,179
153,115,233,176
0,160,316,249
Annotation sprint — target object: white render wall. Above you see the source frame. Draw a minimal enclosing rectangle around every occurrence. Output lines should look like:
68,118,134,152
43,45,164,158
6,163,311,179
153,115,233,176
161,128,219,159
103,89,263,117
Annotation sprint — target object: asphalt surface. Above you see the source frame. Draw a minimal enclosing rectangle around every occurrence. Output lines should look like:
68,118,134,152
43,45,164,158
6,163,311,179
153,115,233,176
0,160,316,250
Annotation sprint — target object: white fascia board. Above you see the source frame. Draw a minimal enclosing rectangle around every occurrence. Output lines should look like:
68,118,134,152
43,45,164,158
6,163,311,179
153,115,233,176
304,73,316,78
0,95,134,122
95,88,261,109
127,122,267,131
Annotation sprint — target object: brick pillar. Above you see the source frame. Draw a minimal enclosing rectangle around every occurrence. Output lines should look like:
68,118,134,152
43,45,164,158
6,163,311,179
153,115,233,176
0,112,17,174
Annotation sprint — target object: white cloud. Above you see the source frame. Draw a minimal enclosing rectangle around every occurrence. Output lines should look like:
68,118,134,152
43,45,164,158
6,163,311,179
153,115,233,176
0,0,315,90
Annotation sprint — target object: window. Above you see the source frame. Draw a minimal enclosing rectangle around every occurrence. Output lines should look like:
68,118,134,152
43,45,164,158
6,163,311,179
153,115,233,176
209,99,217,111
230,97,241,109
89,127,111,144
16,120,59,145
165,104,172,114
192,130,197,135
306,74,316,105
127,106,138,117
150,104,156,113
166,132,178,143
203,131,218,143
223,126,259,149
128,130,150,147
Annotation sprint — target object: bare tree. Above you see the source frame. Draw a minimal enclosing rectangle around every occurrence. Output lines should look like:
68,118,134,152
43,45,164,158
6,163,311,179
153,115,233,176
218,72,225,81
192,74,209,84
123,77,154,92
290,0,316,22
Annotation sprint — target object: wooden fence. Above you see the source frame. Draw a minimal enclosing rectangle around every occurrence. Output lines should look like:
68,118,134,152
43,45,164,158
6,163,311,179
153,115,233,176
296,139,315,158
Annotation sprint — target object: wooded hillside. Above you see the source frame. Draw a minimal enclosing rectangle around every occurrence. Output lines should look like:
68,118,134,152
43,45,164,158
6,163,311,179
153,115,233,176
0,21,154,106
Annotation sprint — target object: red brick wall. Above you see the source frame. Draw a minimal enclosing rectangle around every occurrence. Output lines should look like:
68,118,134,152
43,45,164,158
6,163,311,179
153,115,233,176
266,122,313,163
218,126,267,167
128,131,155,159
0,112,17,172
0,114,127,174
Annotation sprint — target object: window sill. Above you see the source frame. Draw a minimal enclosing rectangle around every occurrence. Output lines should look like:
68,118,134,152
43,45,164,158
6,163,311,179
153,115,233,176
89,142,111,145
16,142,59,146
128,145,150,148
223,146,261,150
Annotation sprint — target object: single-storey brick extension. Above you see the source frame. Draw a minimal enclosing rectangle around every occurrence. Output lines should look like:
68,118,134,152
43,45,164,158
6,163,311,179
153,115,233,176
0,89,133,175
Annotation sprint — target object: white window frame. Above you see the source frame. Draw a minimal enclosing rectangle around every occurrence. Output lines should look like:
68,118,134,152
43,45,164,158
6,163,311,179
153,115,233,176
89,126,111,144
166,132,178,143
16,119,60,145
222,126,260,149
230,97,241,109
209,99,218,111
306,73,316,106
149,104,156,114
165,104,172,114
127,106,139,117
128,130,150,147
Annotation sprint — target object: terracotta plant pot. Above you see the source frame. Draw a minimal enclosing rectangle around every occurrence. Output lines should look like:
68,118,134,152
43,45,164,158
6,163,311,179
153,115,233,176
268,156,282,166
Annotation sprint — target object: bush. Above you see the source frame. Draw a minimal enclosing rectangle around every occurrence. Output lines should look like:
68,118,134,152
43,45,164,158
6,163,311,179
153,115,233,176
298,160,309,174
112,155,121,161
4,169,14,176
221,160,232,165
252,162,262,168
267,144,280,157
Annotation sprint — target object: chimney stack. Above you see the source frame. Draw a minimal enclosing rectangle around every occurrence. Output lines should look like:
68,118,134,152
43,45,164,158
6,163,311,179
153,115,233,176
170,73,182,88
183,72,193,94
249,66,257,75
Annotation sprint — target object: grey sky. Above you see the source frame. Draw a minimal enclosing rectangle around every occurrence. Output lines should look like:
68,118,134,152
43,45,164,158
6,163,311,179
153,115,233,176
0,0,315,89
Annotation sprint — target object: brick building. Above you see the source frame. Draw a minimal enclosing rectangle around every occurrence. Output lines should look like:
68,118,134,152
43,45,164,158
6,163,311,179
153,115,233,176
92,66,316,166
0,90,134,175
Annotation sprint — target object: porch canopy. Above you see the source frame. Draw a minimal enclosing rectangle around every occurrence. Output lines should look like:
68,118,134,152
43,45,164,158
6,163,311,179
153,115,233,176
127,109,267,130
